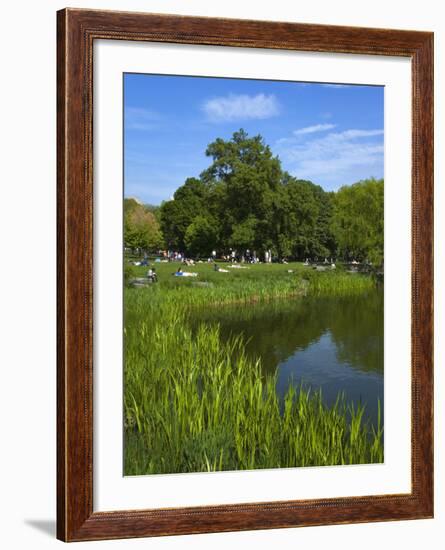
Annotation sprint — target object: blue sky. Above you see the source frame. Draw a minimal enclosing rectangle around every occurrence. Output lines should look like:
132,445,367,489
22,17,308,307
124,73,384,205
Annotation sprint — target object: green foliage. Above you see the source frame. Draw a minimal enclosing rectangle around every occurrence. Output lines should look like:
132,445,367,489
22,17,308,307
160,178,210,250
159,130,383,263
184,215,218,257
144,203,162,224
331,178,384,266
160,130,338,258
124,199,164,252
278,178,334,258
230,215,257,250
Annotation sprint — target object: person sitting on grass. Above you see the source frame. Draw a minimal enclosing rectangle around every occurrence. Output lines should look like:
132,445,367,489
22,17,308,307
147,267,157,283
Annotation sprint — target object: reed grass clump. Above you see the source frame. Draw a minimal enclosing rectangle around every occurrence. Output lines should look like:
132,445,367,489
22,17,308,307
124,304,383,475
304,270,375,295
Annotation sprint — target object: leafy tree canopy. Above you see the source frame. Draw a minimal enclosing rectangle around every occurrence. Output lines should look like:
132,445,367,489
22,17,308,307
156,130,383,265
331,178,384,266
124,199,163,253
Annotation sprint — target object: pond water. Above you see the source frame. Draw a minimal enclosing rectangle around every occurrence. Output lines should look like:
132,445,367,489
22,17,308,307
191,289,384,428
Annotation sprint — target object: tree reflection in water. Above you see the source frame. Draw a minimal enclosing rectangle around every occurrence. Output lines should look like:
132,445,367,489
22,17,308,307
190,289,384,427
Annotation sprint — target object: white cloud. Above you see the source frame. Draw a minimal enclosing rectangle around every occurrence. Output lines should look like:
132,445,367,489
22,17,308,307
321,84,352,88
202,93,280,122
334,129,383,139
276,128,384,182
293,123,336,135
125,107,160,130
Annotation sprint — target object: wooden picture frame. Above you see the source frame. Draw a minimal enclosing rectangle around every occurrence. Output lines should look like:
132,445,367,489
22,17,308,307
57,8,434,542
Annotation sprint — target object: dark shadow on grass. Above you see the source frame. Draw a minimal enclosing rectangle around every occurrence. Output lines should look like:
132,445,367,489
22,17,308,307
24,519,56,538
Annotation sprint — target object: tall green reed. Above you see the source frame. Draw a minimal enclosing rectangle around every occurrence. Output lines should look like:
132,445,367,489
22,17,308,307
124,301,383,475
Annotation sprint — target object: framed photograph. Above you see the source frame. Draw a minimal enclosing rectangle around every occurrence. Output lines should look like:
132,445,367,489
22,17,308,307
57,8,433,542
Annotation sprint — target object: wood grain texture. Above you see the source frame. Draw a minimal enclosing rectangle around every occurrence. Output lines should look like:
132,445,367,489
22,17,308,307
57,8,434,542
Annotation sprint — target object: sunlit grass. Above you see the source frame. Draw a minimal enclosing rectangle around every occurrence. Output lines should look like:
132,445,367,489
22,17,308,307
127,260,375,306
124,306,383,475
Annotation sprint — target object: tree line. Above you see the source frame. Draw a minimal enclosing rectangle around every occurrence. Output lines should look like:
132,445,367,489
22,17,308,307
124,129,384,266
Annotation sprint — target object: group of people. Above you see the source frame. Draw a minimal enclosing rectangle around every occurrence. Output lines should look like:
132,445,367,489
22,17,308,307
302,257,336,270
161,248,278,264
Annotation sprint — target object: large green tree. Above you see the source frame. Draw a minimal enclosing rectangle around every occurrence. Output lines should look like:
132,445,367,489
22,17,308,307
200,129,286,254
331,178,384,266
124,199,164,252
158,130,382,263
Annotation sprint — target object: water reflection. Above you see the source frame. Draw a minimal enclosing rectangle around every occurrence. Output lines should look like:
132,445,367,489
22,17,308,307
190,290,384,427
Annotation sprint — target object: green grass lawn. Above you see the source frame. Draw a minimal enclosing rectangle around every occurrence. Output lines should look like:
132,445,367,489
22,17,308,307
127,260,374,302
129,258,307,283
